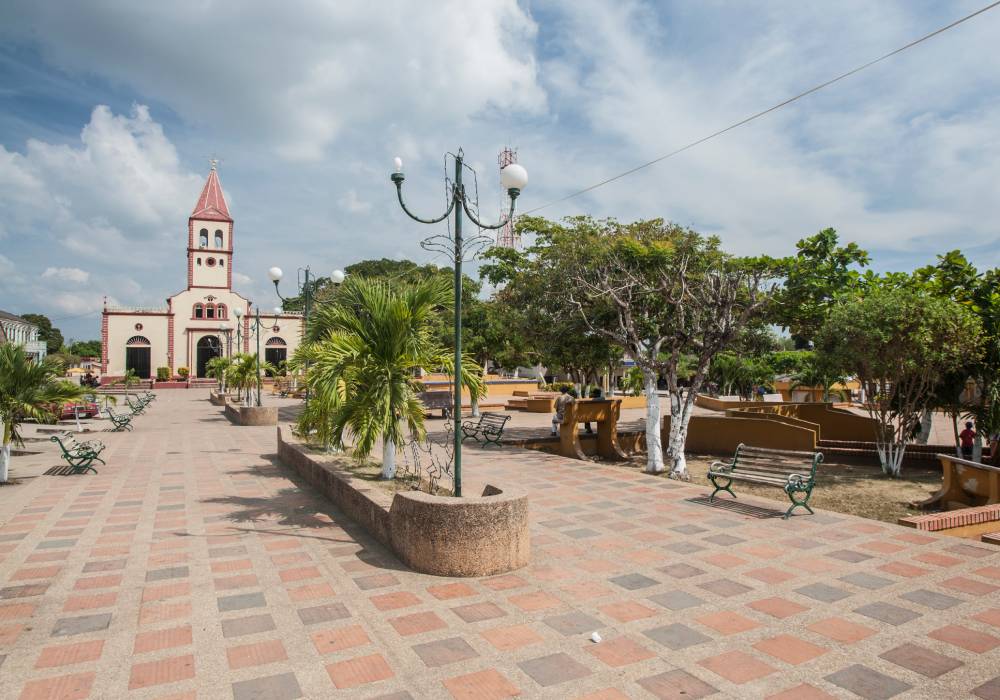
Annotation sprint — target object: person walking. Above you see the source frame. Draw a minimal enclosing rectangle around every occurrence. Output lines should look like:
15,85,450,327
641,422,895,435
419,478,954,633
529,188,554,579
959,421,977,460
551,386,574,437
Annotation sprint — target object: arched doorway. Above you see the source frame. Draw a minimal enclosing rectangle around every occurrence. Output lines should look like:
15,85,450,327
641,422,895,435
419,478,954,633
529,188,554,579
126,335,151,379
264,337,286,376
196,335,222,378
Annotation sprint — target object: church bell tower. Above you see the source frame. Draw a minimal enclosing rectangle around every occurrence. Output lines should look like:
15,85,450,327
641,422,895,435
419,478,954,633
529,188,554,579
188,161,233,290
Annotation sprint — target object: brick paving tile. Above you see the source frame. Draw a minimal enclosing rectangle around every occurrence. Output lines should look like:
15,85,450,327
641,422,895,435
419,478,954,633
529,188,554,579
974,676,1000,700
63,591,118,612
326,653,394,689
18,671,95,700
972,608,1000,628
411,637,479,668
297,602,350,625
928,624,1000,653
807,617,877,644
214,573,259,590
643,623,712,650
854,601,922,626
585,635,656,667
226,639,288,669
766,683,839,699
222,613,276,638
695,610,760,635
973,565,1000,581
441,668,521,699
825,663,911,699
73,574,122,590
389,610,447,636
34,639,104,668
879,642,963,678
12,565,62,580
232,672,303,700
0,602,35,620
452,601,506,623
480,574,528,591
747,596,807,619
609,573,659,590
598,600,658,622
574,687,631,699
754,634,827,665
51,612,112,637
370,591,421,611
480,623,545,651
128,653,196,690
698,579,752,596
139,601,191,625
311,624,370,653
508,590,562,611
879,561,929,578
518,652,591,687
648,590,705,611
134,625,193,653
0,622,25,645
636,668,717,699
427,582,476,599
941,576,1000,596
745,566,796,584
698,650,776,684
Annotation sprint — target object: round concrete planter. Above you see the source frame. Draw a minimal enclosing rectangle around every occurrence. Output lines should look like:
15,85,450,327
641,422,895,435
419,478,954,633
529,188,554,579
209,391,228,406
225,403,277,426
389,486,529,577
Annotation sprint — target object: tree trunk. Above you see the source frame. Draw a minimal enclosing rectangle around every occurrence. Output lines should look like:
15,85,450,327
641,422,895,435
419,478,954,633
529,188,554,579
0,440,10,484
471,395,480,418
381,438,396,480
916,409,933,444
973,433,983,463
666,388,694,478
952,413,962,457
643,369,664,473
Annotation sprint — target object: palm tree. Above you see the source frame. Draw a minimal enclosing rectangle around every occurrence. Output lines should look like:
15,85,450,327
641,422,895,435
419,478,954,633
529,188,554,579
226,354,275,407
1,344,86,483
119,368,138,398
296,276,485,481
206,356,231,393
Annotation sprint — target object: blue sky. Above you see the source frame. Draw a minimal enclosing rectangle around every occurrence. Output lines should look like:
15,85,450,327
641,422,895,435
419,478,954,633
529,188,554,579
1,0,998,341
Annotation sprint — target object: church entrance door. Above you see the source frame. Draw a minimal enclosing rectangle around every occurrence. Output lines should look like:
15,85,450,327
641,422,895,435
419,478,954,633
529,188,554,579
126,347,151,379
196,336,222,378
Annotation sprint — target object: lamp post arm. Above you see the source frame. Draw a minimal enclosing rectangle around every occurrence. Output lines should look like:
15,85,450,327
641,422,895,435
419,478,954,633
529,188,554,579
272,280,288,303
393,179,456,224
461,191,518,231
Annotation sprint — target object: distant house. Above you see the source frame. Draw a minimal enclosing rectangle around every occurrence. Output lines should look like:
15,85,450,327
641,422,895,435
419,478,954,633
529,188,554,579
0,310,47,362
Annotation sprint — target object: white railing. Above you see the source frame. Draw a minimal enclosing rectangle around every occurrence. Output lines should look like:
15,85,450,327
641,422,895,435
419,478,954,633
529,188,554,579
104,305,169,314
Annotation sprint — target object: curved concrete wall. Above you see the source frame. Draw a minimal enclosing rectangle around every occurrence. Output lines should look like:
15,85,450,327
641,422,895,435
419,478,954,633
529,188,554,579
738,403,878,442
663,415,817,454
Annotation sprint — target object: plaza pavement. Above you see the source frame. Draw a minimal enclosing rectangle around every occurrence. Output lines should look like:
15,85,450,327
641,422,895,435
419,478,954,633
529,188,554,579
0,391,998,699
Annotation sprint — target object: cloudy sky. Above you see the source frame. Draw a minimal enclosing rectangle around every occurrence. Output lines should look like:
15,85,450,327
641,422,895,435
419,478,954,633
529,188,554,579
1,1,998,341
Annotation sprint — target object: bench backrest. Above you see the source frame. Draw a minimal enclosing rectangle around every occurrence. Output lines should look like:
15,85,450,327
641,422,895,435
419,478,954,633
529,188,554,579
50,435,71,453
419,391,452,408
733,443,823,479
478,412,510,429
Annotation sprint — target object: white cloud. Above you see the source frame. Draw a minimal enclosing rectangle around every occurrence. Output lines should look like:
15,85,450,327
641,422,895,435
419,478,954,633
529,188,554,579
42,266,90,283
338,189,371,214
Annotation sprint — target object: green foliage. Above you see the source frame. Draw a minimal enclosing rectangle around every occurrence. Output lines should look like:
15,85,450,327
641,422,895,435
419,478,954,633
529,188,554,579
621,367,644,397
773,228,869,347
156,367,170,381
767,350,813,376
68,340,102,356
708,352,773,397
20,313,64,354
226,354,275,405
48,351,80,369
204,356,230,385
177,366,189,378
293,276,485,469
1,344,86,480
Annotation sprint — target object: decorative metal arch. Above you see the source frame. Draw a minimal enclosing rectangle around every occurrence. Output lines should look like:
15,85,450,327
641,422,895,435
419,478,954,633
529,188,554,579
126,335,150,346
265,337,286,346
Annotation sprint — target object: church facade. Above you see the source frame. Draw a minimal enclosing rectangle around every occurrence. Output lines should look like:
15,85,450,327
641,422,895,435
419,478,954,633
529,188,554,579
101,166,303,381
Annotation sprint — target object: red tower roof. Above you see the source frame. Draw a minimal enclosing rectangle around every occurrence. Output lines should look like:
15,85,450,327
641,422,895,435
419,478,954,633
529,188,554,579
190,166,232,222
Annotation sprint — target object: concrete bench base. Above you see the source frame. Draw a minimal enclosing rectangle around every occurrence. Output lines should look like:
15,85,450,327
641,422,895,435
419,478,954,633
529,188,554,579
225,404,277,426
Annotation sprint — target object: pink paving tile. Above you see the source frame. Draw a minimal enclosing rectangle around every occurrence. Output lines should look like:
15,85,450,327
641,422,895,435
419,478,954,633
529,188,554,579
894,531,936,545
747,597,808,619
913,552,964,567
12,565,62,581
369,591,421,611
214,574,259,590
226,639,288,669
577,558,619,574
326,653,394,689
389,611,447,636
19,671,95,700
481,623,545,651
561,581,614,600
806,617,876,644
699,552,750,569
598,600,658,623
73,574,122,590
142,582,191,602
288,582,336,602
698,650,776,684
696,610,761,635
139,601,192,626
508,591,562,612
859,540,907,554
972,608,1000,628
796,557,838,574
210,558,252,574
279,565,321,582
941,576,1000,596
585,635,656,667
766,683,839,699
928,624,1000,653
753,634,828,665
973,566,1000,581
134,625,193,654
35,639,105,668
879,561,929,578
481,574,529,591
0,603,36,620
312,624,370,654
442,668,521,699
745,566,796,584
128,654,196,690
63,592,118,612
428,582,477,600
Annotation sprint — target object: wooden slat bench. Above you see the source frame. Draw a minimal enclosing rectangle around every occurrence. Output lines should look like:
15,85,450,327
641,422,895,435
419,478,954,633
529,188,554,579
461,412,510,447
707,443,824,519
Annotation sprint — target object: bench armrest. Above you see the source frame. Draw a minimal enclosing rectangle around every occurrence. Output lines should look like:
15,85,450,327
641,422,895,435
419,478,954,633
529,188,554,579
709,460,734,473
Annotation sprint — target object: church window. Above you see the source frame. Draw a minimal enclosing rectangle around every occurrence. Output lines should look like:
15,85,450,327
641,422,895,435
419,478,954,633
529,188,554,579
194,304,204,319
199,229,208,247
215,230,223,248
206,304,216,319
217,304,227,319
219,258,224,267
197,258,202,266
207,257,216,267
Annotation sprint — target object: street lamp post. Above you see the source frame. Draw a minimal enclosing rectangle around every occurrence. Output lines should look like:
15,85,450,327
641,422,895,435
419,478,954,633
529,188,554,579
233,308,244,402
219,321,233,392
247,308,267,407
390,151,527,497
270,267,345,399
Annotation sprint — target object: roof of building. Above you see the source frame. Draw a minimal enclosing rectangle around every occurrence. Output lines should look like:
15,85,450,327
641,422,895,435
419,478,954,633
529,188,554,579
190,164,232,222
0,309,34,325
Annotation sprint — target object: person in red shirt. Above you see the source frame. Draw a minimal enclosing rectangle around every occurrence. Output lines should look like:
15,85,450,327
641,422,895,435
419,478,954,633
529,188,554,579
959,421,976,460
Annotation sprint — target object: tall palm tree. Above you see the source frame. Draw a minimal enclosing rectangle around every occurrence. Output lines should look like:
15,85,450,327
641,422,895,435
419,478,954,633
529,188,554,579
206,356,231,393
0,343,86,483
226,354,275,407
295,276,485,481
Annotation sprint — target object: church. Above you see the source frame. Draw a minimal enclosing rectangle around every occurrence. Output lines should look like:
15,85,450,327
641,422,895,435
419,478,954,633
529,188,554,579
101,165,303,381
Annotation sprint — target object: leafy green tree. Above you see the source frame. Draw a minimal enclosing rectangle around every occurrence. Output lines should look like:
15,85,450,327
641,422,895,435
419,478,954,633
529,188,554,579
295,276,485,481
0,344,85,482
205,356,231,392
226,354,275,407
709,352,773,397
21,313,64,354
509,216,778,476
69,340,102,356
788,353,848,402
815,281,982,476
773,229,869,347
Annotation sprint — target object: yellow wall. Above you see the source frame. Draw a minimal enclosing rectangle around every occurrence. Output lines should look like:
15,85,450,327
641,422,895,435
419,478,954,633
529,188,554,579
663,415,817,454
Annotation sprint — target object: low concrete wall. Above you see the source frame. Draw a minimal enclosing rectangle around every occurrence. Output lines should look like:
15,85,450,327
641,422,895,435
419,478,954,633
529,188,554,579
664,415,817,454
277,427,529,577
899,503,1000,539
738,403,878,442
225,404,277,426
726,409,822,439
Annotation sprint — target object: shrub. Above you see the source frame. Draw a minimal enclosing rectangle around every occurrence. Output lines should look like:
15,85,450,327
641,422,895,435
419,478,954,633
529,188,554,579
177,366,190,378
156,367,170,381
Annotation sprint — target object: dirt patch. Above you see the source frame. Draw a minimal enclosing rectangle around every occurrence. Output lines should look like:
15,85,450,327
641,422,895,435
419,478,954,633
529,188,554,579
620,455,940,524
302,445,452,497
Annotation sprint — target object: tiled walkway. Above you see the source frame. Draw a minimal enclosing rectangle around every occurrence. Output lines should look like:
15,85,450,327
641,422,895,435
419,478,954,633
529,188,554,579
0,391,998,699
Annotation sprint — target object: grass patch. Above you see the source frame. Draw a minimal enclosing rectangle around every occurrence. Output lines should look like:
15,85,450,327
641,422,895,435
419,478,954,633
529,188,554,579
302,444,452,497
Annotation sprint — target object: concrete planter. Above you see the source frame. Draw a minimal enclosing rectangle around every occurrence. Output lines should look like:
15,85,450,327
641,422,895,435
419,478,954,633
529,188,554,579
209,391,229,406
225,403,277,426
277,426,529,576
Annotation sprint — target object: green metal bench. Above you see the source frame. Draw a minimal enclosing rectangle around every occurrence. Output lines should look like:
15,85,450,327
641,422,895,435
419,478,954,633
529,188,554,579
105,407,133,432
125,397,146,415
60,431,105,456
461,412,510,447
50,435,102,474
707,443,823,519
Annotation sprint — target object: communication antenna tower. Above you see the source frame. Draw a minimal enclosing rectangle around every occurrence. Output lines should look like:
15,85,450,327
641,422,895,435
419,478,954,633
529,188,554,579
497,147,519,248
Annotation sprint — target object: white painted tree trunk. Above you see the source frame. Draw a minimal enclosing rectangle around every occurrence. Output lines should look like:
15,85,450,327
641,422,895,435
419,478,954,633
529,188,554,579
973,434,983,463
666,389,693,478
381,438,396,480
876,440,905,477
916,410,933,444
643,370,663,473
0,441,10,483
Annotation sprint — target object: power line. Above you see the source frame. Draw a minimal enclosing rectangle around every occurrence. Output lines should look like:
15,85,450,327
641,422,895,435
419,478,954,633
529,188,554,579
523,1,1000,215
